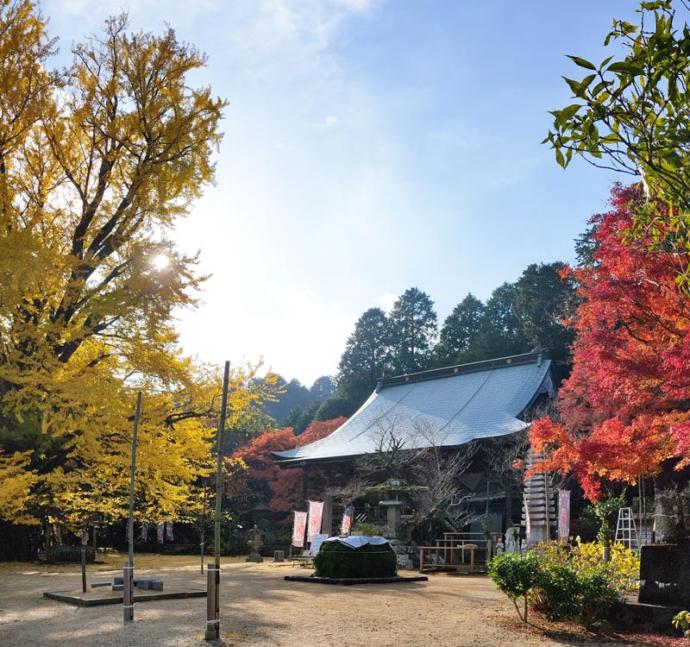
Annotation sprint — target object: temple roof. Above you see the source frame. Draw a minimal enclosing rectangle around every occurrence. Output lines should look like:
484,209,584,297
274,351,552,466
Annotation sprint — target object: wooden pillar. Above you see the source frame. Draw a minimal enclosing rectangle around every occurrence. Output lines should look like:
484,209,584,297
301,463,308,506
205,361,229,641
205,565,219,640
81,546,87,594
123,563,134,622
321,494,333,536
124,391,142,623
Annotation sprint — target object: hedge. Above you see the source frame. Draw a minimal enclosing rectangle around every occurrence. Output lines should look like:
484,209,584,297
314,541,397,579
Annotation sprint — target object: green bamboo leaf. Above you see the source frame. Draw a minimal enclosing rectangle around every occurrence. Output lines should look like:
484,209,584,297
567,55,596,70
607,61,644,75
555,148,566,168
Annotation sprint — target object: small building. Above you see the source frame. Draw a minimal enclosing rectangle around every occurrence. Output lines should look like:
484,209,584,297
275,351,555,543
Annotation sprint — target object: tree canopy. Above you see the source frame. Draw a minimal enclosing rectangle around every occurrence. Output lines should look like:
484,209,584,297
337,307,390,405
0,3,282,535
389,288,438,374
544,0,690,284
434,294,484,366
530,184,690,501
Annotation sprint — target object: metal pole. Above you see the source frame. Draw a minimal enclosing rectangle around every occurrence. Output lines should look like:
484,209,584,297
205,361,230,641
124,391,142,623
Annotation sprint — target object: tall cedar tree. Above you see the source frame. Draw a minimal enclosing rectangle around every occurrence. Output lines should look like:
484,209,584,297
434,293,484,366
514,262,577,375
530,184,690,501
474,282,527,359
337,307,390,404
388,288,438,374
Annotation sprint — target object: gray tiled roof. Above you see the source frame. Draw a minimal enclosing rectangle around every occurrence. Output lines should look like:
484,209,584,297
274,352,552,465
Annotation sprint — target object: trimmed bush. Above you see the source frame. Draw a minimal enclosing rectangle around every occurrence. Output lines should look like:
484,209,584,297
489,547,624,627
488,552,542,623
534,563,581,621
314,541,397,579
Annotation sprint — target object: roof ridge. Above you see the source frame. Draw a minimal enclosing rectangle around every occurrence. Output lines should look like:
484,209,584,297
377,350,548,390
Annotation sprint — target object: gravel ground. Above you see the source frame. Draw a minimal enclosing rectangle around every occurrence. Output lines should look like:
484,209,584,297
0,556,618,646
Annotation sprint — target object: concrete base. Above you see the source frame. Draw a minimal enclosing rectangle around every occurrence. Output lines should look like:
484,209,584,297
43,588,206,607
284,575,427,586
620,598,687,632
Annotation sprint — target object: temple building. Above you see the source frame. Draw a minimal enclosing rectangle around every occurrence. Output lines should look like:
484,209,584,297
275,351,556,543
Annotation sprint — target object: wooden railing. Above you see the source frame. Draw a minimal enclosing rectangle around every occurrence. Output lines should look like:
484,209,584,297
45,545,96,563
418,532,491,573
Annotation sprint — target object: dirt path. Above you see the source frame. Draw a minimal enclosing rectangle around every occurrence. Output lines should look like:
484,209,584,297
0,557,619,646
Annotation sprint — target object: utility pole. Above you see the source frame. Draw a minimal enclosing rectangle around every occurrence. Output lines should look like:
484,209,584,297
205,361,230,641
124,391,142,623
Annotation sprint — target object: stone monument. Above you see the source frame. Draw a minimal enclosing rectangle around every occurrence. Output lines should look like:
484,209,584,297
246,525,264,563
505,526,520,553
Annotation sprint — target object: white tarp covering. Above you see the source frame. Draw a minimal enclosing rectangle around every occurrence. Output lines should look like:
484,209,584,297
324,535,390,549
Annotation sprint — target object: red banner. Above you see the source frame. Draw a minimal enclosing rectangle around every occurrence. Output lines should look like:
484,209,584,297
307,500,324,542
292,511,307,548
340,505,354,536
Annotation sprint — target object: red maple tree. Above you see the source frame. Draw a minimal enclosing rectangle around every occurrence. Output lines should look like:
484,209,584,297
228,417,346,512
530,184,690,500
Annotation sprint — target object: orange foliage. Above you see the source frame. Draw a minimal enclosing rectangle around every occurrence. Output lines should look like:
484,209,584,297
529,184,690,499
227,418,346,513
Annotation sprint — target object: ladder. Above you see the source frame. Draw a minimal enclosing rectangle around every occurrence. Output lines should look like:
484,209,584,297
614,507,638,550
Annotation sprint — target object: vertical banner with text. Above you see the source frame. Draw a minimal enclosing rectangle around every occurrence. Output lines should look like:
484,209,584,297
558,489,571,541
292,511,307,548
340,505,354,536
307,500,324,542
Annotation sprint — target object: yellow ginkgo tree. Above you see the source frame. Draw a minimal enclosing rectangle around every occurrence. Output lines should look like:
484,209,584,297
0,0,278,546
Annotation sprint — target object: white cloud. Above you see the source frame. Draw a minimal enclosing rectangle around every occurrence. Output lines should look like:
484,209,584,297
376,292,397,312
176,281,357,385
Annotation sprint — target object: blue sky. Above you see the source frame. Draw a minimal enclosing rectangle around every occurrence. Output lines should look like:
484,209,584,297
45,0,634,384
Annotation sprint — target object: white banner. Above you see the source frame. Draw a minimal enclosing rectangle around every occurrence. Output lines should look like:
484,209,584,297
292,511,307,548
307,500,324,542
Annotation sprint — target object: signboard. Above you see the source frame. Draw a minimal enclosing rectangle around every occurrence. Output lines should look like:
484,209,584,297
558,489,571,541
292,511,307,548
340,505,354,536
307,500,324,542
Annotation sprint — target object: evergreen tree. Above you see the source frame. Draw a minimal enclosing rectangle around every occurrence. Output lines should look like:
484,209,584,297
389,288,438,374
514,263,577,374
262,377,311,423
283,402,320,435
337,307,390,407
434,293,484,366
315,396,355,421
473,282,528,360
310,375,335,401
574,225,599,268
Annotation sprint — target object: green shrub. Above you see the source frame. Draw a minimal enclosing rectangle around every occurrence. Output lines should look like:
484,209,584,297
314,541,397,579
534,563,581,621
489,549,623,627
488,552,542,623
577,566,621,628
